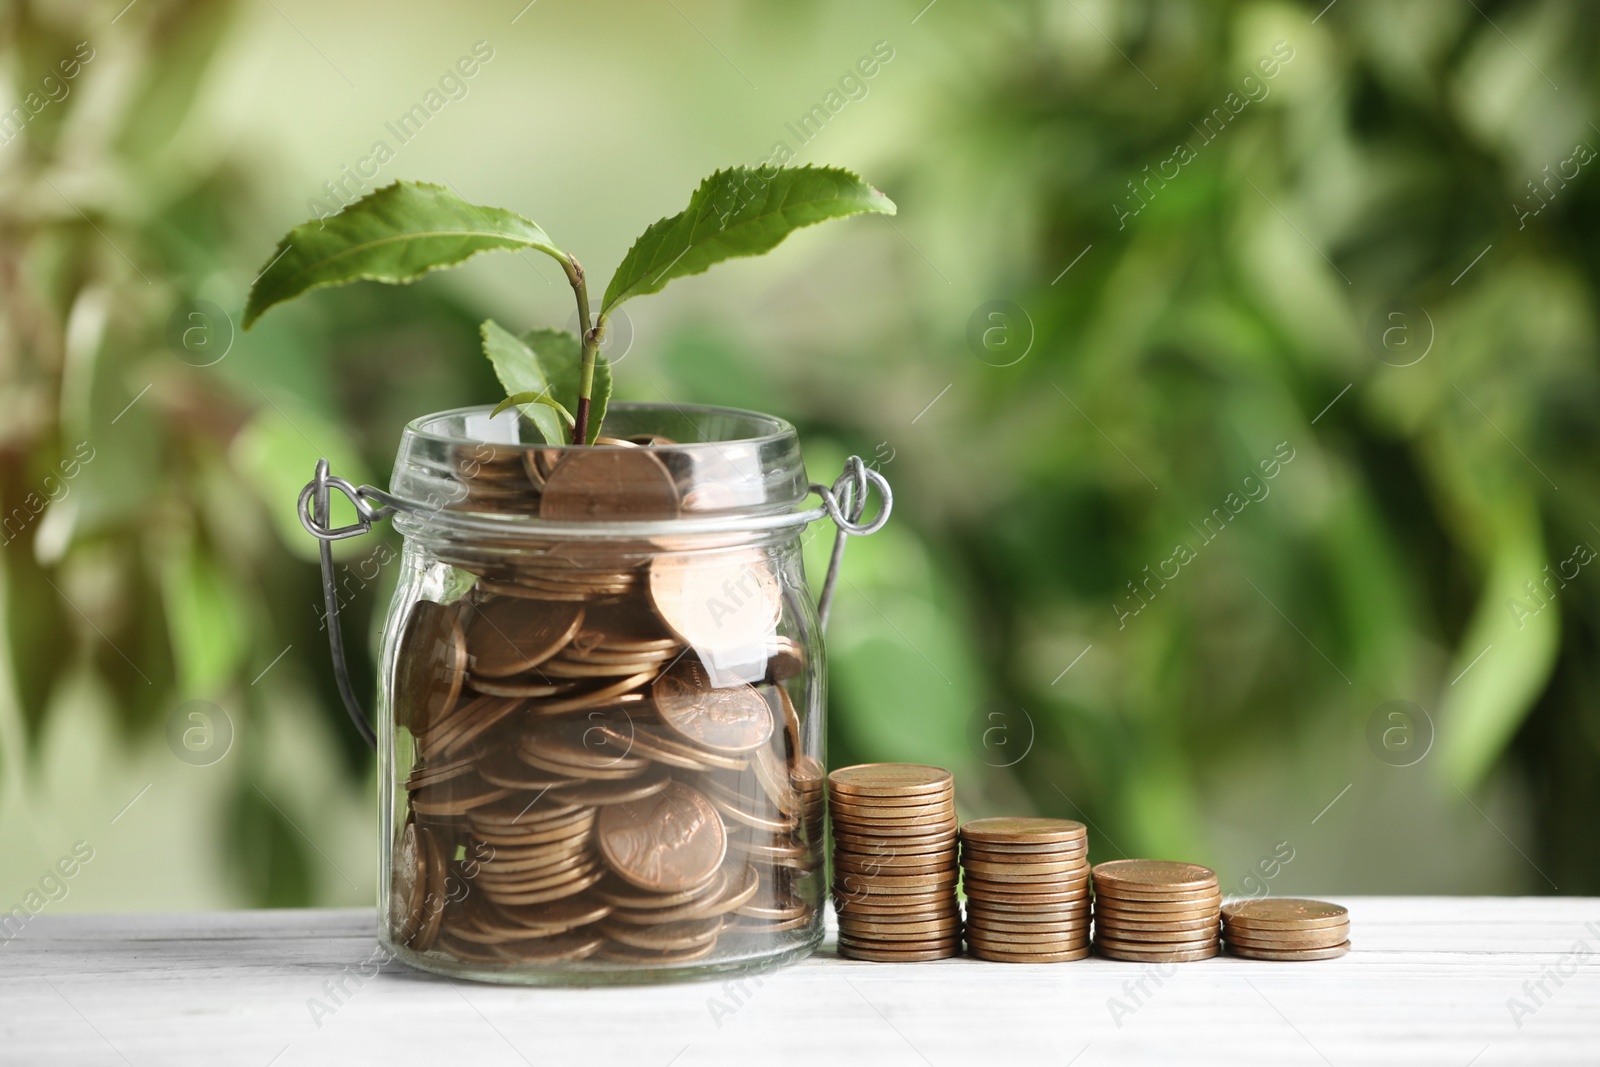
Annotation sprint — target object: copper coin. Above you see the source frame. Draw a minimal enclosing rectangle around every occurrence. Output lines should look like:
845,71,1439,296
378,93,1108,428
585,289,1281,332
843,916,963,937
466,598,584,679
835,859,951,879
480,866,606,906
834,891,955,913
828,791,956,811
1096,942,1220,963
1221,897,1348,929
395,601,467,735
1096,933,1220,953
597,781,727,893
960,817,1086,846
838,943,961,962
1092,859,1218,893
476,861,603,895
550,768,672,806
962,859,1089,878
593,869,722,911
1094,896,1221,918
1224,926,1348,949
968,945,1090,963
966,930,1090,950
961,842,1089,859
831,830,958,851
597,940,718,965
1097,922,1219,944
485,897,611,933
1227,940,1351,961
539,447,681,520
828,764,953,798
653,659,774,754
492,931,607,962
410,779,511,818
392,821,427,943
600,916,724,951
474,753,575,791
1091,914,1219,934
412,825,447,952
966,919,1089,936
649,548,781,654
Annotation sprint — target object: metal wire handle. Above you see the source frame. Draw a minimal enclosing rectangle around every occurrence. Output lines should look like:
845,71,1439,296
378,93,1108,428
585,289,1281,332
297,455,891,750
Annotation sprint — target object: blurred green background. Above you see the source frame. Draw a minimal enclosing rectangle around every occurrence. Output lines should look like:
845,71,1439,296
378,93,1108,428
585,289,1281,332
3,0,1597,912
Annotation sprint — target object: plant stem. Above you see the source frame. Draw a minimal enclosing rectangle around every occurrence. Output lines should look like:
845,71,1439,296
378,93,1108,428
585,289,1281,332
566,255,593,445
575,313,607,445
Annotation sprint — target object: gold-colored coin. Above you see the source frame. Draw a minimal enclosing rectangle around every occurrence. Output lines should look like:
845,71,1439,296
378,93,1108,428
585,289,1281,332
539,447,681,520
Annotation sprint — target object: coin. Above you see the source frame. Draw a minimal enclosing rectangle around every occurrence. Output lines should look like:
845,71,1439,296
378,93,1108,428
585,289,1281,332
960,817,1086,845
465,599,585,679
1092,859,1217,892
649,548,781,654
550,769,672,806
395,601,468,735
1093,897,1222,919
1096,942,1220,963
961,859,1088,878
837,942,961,962
1221,897,1348,929
1091,915,1219,934
1224,928,1347,950
652,660,774,753
492,931,607,962
539,447,681,520
1226,940,1351,961
828,764,953,798
968,945,1091,963
600,916,724,951
597,781,727,893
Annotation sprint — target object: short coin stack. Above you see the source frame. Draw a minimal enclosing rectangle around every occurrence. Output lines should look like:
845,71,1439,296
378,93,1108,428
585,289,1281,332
959,818,1090,962
1092,860,1221,962
829,764,961,961
1222,898,1350,960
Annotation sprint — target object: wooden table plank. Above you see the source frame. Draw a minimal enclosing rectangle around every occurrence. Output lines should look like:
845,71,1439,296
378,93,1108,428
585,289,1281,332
2,898,1598,1066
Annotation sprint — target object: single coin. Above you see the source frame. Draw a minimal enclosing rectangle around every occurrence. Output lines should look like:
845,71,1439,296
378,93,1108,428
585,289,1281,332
829,803,959,826
1090,915,1219,934
649,548,781,654
467,677,570,699
550,770,671,806
836,860,950,879
1221,897,1349,928
842,916,963,937
479,896,611,933
391,821,427,944
492,931,607,963
597,781,727,893
480,866,606,906
965,919,1089,936
532,671,659,715
405,753,479,791
834,891,956,913
475,861,602,895
831,831,958,852
600,916,724,951
965,902,1089,920
960,838,1088,854
1094,902,1216,921
540,447,681,520
410,779,510,818
1227,940,1351,961
412,826,447,952
475,753,574,791
1095,933,1220,953
465,598,584,679
653,659,774,754
960,817,1087,846
724,913,814,935
961,859,1089,878
737,890,811,922
1096,942,1220,963
966,933,1090,953
395,600,468,735
838,940,962,960
963,884,1089,904
1223,926,1349,949
828,764,954,798
1095,922,1219,945
827,790,956,811
967,945,1091,963
1092,859,1218,894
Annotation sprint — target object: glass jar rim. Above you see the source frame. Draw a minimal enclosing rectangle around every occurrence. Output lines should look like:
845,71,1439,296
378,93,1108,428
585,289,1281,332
380,401,822,541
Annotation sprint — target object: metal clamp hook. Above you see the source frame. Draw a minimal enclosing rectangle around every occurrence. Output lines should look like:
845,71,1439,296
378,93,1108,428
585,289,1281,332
811,456,893,630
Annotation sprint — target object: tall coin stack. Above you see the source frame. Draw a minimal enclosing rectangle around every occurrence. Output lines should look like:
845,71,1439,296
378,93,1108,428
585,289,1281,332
959,818,1090,962
1091,860,1221,962
390,439,822,969
828,764,961,961
1222,898,1350,960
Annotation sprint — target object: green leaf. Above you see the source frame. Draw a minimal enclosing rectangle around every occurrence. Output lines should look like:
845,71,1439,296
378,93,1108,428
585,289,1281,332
481,321,570,445
480,324,612,444
600,165,896,314
244,181,569,328
492,391,574,427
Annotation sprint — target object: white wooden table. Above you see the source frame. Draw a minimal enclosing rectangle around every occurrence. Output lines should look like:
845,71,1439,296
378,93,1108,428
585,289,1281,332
3,898,1597,1065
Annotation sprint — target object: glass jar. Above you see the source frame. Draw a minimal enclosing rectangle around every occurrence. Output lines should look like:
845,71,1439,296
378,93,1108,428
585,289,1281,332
304,402,886,985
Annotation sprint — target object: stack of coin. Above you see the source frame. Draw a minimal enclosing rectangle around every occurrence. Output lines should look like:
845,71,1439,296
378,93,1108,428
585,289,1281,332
1222,898,1350,960
828,764,961,961
389,439,823,969
1091,860,1221,962
959,818,1090,962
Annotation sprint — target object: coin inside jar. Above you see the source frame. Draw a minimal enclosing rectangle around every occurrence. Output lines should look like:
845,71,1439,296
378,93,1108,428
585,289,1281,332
653,659,774,753
597,781,727,893
539,447,681,520
394,600,467,735
649,548,781,654
466,599,584,678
